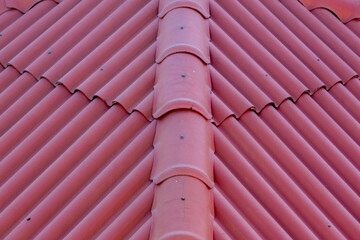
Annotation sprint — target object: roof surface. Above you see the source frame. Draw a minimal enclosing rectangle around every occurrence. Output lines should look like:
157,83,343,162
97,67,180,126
0,0,359,239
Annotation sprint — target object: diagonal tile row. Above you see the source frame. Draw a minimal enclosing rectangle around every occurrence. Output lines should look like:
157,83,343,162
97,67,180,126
213,78,360,239
0,75,155,239
0,0,158,120
210,0,360,124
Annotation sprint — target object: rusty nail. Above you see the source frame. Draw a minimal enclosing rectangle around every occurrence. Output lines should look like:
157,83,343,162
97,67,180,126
181,197,185,200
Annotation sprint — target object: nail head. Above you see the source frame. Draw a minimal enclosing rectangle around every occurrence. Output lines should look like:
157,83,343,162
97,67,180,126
180,26,184,29
181,74,186,77
328,224,331,228
26,217,31,221
180,135,184,139
47,50,52,54
181,197,185,200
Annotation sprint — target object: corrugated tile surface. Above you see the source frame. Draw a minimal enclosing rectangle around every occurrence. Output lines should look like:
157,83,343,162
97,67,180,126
1,0,359,239
210,0,360,124
0,72,155,239
297,0,360,22
0,0,62,14
213,78,360,240
0,0,158,120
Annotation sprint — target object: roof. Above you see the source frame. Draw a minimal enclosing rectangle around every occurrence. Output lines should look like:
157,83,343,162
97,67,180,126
0,0,359,239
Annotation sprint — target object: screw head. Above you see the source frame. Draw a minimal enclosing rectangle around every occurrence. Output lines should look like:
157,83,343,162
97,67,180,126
180,26,184,29
181,197,185,200
181,74,186,78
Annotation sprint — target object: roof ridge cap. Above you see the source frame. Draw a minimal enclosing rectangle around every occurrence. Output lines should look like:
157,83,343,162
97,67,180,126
150,1,214,239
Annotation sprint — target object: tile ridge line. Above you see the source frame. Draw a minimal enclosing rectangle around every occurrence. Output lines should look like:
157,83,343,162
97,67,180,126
0,64,153,122
214,77,360,126
150,1,215,239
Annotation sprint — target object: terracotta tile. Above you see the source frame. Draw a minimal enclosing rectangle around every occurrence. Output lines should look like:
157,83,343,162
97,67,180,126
0,0,359,239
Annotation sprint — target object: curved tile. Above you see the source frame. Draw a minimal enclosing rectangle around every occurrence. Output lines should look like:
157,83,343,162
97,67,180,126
213,122,320,239
38,149,154,239
0,1,56,52
150,175,213,239
77,42,156,102
259,0,358,81
313,84,360,144
0,90,89,184
5,0,61,13
215,109,360,238
114,65,155,120
0,104,154,239
211,0,360,124
26,0,151,79
312,8,360,56
0,9,22,32
152,110,214,187
156,7,210,64
0,72,37,120
94,185,154,240
296,93,360,169
153,54,211,119
346,20,360,38
260,102,360,221
0,0,158,120
158,0,210,18
280,0,360,75
297,0,360,22
214,162,291,239
9,0,102,73
0,66,21,98
0,78,53,138
46,8,157,91
0,0,71,65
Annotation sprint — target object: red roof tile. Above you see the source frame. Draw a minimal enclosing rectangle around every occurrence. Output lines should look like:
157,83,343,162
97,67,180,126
0,0,158,120
210,0,360,124
298,0,360,22
214,79,360,239
0,95,154,239
0,0,359,239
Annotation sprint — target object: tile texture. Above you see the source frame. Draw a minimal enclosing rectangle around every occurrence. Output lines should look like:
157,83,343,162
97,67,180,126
214,78,360,239
0,0,359,239
210,0,360,124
